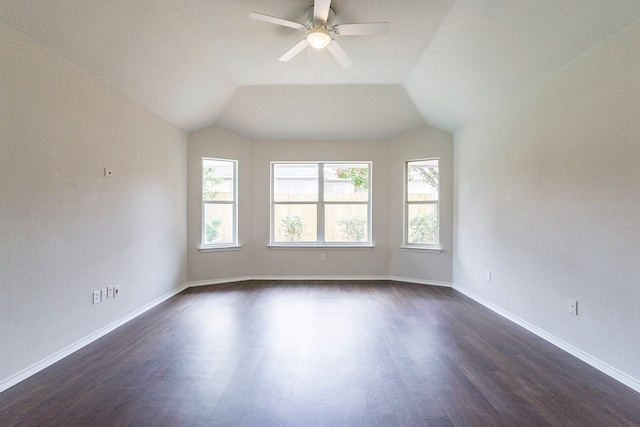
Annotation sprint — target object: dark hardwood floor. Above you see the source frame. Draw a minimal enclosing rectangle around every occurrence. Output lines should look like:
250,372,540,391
2,280,640,426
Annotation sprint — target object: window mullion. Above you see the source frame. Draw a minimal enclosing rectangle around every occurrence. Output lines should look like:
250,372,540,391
318,163,325,243
204,201,235,205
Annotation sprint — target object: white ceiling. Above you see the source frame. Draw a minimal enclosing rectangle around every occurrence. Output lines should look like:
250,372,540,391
2,0,640,139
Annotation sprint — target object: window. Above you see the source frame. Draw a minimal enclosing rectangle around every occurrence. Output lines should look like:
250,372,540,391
405,159,439,247
202,158,237,248
271,162,371,246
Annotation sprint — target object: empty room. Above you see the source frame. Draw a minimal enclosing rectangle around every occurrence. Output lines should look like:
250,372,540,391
1,0,640,425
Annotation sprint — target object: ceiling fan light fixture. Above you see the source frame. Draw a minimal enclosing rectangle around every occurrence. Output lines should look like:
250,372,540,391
306,28,331,49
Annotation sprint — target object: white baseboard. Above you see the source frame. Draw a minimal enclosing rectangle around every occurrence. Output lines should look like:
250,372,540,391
249,275,390,281
452,284,640,394
188,275,450,287
388,276,451,287
186,277,255,287
0,283,189,394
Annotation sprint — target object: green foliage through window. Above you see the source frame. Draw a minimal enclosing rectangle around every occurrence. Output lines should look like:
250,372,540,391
337,216,367,242
334,167,369,192
278,215,304,241
409,213,438,244
205,218,222,243
203,167,223,200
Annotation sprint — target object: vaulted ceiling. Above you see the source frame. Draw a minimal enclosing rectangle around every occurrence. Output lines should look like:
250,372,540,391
2,0,640,140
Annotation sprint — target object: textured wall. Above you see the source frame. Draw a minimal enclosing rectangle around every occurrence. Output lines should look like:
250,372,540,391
0,23,188,383
453,19,640,385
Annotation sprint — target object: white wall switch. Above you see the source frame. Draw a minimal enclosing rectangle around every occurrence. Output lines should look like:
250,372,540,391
101,288,107,301
485,271,491,281
321,253,326,261
569,299,578,315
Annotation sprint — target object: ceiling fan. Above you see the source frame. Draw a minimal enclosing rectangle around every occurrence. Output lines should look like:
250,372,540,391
249,0,389,68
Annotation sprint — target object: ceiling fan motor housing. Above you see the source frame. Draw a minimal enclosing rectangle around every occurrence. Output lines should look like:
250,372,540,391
306,6,336,30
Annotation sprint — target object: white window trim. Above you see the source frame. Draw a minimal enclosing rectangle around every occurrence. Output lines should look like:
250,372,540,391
270,161,372,247
199,245,242,253
399,245,442,253
403,158,440,250
201,157,239,249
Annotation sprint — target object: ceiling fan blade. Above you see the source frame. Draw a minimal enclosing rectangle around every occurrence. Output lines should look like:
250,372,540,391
279,39,310,62
313,0,332,22
326,40,354,68
333,22,389,36
249,12,305,30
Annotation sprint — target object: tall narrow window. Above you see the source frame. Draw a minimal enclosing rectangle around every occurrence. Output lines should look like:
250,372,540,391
202,158,237,248
405,159,439,247
271,162,371,246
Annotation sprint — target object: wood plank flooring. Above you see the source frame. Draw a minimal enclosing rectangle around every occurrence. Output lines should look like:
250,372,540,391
1,280,640,426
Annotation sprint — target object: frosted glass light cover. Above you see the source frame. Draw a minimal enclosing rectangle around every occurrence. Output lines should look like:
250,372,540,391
307,29,331,49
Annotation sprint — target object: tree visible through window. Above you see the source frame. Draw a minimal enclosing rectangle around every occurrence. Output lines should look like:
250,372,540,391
271,162,371,245
406,159,439,246
202,158,237,247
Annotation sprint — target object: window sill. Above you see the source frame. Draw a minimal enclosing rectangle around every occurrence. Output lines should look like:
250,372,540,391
268,244,374,250
399,245,443,254
199,245,242,253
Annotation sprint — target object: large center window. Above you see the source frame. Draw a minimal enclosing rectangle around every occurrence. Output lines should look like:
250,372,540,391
271,162,371,246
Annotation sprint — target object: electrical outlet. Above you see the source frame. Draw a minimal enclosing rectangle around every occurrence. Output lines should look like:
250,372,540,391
101,288,107,301
485,271,491,282
321,253,326,261
569,299,578,315
92,291,101,304
113,286,119,297
107,286,114,299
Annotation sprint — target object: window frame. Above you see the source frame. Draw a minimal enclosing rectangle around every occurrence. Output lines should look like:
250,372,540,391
403,158,440,249
270,161,373,247
201,157,238,250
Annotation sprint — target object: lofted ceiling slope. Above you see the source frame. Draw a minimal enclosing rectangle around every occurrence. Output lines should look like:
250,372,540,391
1,0,640,139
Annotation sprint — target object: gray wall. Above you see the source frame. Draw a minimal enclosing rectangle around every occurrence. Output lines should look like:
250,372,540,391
0,22,188,384
453,19,640,386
